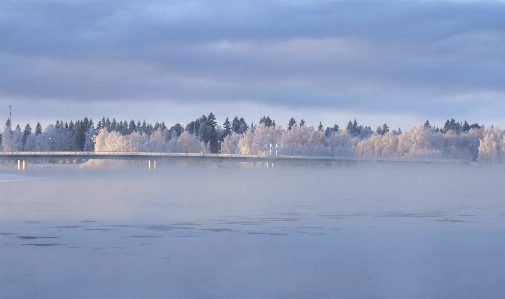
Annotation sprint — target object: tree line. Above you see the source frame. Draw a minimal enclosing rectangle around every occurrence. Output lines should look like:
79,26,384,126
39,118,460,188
1,113,503,162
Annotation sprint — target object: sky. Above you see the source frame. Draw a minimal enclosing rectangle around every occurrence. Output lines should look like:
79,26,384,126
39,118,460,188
1,0,504,130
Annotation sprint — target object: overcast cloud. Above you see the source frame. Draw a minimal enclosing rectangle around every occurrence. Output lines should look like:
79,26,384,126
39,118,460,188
1,0,504,128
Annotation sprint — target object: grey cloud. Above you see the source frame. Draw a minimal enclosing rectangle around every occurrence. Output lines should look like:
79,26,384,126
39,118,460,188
1,0,504,121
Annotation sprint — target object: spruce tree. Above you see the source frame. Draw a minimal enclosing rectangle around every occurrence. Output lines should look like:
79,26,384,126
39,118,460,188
22,124,32,145
129,120,136,134
462,121,470,133
259,116,274,127
325,127,332,137
346,121,353,133
170,123,183,137
35,122,42,135
5,118,11,134
382,123,389,135
288,117,296,130
223,118,231,138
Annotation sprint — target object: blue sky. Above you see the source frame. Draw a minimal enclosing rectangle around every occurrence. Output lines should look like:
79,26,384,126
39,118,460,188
1,0,504,129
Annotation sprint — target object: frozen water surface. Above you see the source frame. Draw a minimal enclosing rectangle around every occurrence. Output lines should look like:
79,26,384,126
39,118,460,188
1,162,504,299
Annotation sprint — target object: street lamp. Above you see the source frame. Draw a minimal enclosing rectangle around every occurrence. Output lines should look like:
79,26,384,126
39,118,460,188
136,138,139,154
48,137,53,153
177,139,180,154
218,140,221,154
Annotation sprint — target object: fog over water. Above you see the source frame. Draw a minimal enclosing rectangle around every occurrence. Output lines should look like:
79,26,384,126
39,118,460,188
1,162,504,299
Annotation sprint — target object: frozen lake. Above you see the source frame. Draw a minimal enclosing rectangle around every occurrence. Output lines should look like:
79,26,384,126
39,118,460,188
1,162,505,299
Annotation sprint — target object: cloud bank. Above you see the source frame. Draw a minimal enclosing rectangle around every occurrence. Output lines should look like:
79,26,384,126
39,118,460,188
1,0,504,125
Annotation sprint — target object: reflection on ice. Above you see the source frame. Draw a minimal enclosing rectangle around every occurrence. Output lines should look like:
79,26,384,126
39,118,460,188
0,173,38,182
1,163,505,299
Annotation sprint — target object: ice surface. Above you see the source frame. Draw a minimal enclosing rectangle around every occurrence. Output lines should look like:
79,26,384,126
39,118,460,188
1,163,505,299
0,173,39,182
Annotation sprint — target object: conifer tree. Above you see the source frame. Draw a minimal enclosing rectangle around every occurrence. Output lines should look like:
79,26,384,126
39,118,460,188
462,121,470,133
239,117,248,133
35,122,42,135
376,126,383,135
223,117,232,138
170,123,183,137
382,123,389,135
22,123,32,145
288,117,297,130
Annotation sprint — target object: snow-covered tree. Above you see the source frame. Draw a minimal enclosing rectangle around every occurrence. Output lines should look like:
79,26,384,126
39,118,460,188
148,128,168,152
10,125,24,151
221,133,241,154
178,131,201,153
238,129,256,155
254,124,283,151
94,129,129,152
478,126,503,162
83,127,95,151
2,119,12,151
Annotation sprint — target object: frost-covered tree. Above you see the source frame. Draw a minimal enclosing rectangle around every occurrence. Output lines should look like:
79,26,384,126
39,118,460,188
2,119,12,151
83,127,95,151
238,129,256,155
24,132,49,151
1,120,24,152
478,126,503,162
327,130,353,157
128,131,149,152
165,131,179,152
279,124,326,155
8,125,24,151
178,131,201,153
221,133,241,154
44,122,74,151
254,123,282,150
4,114,503,163
94,129,128,152
148,128,168,152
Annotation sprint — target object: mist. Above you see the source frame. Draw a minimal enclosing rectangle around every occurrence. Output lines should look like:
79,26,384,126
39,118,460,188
1,162,505,298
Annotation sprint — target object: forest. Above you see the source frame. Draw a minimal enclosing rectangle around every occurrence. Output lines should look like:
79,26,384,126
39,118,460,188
1,113,504,163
